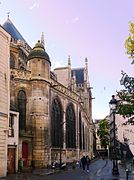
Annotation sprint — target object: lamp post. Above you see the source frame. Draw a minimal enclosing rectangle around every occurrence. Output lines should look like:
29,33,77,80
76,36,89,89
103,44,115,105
109,95,119,175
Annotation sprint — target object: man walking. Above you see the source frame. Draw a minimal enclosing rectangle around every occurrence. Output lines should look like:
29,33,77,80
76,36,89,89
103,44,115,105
80,156,87,170
86,155,91,172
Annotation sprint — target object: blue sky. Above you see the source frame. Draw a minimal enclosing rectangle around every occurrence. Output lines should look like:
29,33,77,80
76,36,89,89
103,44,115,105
0,0,134,119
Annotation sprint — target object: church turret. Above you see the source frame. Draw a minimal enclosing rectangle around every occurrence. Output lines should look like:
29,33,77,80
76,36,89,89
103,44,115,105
27,40,51,80
27,39,51,167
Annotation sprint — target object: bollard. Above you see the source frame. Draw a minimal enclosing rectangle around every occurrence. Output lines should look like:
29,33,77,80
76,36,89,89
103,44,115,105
126,169,128,180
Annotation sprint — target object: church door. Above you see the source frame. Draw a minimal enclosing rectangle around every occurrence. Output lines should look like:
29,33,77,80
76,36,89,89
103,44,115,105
22,142,28,167
8,147,15,174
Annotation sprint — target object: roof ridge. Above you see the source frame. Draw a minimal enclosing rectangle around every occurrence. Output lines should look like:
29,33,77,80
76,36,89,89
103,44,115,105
72,67,84,70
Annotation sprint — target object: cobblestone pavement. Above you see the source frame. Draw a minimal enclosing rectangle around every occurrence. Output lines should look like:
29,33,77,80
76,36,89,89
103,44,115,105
1,159,134,180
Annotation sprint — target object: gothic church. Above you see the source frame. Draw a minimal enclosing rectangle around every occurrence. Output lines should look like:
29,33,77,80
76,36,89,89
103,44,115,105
1,17,94,173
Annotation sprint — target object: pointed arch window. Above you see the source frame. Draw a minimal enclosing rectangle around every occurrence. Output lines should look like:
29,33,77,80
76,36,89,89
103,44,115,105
51,98,63,148
83,123,85,150
19,50,27,70
17,90,26,131
66,103,76,148
79,111,82,150
10,54,15,69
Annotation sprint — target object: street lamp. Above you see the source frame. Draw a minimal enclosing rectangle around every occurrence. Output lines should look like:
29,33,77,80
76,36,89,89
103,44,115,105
109,95,119,175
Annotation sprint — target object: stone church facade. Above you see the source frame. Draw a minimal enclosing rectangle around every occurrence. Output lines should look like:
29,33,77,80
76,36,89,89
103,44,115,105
1,17,94,169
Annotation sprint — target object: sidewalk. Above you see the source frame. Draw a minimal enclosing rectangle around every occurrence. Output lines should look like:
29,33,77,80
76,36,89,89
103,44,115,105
87,159,134,180
118,162,134,180
99,159,134,180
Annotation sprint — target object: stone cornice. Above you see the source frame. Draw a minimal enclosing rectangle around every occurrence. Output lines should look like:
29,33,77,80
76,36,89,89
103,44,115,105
11,69,31,80
50,80,79,102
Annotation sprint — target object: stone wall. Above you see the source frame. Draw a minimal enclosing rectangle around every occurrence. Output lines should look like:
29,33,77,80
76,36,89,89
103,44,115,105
0,27,10,177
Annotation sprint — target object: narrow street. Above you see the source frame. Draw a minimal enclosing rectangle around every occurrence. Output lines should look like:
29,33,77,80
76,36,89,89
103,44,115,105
3,159,134,180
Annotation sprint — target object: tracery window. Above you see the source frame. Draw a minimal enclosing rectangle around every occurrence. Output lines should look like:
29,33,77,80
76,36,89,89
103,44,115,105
83,123,85,150
79,111,82,150
19,50,27,70
17,90,26,131
51,98,63,147
10,53,15,69
66,103,76,148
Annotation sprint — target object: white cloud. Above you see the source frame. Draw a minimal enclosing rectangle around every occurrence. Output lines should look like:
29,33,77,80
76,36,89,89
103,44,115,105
65,17,79,25
72,17,79,23
51,61,63,70
29,1,39,10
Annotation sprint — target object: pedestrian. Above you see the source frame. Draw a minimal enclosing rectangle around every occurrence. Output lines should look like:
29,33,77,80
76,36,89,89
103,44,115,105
76,160,79,168
18,158,23,173
31,160,35,172
80,156,87,170
86,155,91,172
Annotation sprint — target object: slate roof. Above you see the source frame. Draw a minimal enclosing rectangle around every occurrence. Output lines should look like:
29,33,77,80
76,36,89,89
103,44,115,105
71,68,84,85
2,18,26,42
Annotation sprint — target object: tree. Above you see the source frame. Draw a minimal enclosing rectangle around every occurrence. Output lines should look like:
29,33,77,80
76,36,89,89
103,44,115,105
125,22,134,64
117,22,134,123
97,119,110,149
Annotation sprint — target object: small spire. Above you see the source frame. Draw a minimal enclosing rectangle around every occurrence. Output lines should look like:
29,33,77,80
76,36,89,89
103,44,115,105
85,57,88,63
7,12,10,19
73,70,75,77
41,32,44,46
84,57,89,87
68,55,71,66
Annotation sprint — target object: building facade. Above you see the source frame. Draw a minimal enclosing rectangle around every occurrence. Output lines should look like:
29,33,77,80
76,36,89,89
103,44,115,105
115,115,134,156
7,110,19,174
0,26,11,177
94,119,101,150
1,17,94,170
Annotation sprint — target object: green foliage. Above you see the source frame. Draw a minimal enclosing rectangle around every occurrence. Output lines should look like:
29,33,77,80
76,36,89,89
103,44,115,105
97,119,110,149
125,22,134,63
117,21,134,123
117,90,134,123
